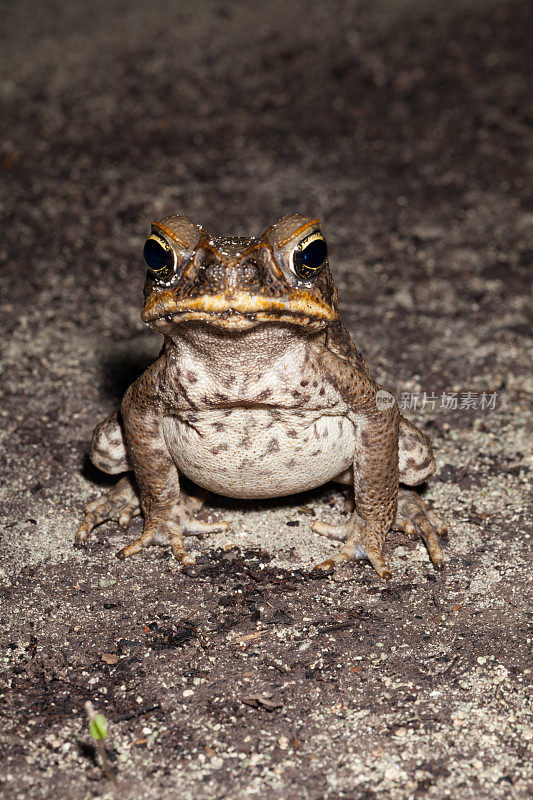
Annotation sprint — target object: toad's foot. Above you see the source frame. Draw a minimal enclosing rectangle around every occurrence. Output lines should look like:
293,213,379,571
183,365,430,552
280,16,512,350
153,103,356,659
393,488,447,571
311,489,447,578
116,502,229,563
311,514,392,580
75,476,227,563
75,475,141,545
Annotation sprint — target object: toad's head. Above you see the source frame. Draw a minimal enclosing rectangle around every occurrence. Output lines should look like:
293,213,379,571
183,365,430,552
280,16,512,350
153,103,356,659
140,214,338,333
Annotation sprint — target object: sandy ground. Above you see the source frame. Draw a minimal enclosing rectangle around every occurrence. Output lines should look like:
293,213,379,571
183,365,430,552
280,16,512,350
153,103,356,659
0,0,531,798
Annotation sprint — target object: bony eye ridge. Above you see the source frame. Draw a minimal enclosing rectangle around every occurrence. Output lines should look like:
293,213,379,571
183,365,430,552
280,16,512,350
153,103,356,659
143,234,176,280
292,231,328,280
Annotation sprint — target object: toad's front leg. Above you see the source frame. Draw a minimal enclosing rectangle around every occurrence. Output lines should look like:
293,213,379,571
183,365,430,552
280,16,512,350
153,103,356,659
313,387,400,579
116,364,229,563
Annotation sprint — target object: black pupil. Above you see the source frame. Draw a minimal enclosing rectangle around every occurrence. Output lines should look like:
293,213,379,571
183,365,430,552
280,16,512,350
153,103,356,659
293,238,327,276
144,238,172,273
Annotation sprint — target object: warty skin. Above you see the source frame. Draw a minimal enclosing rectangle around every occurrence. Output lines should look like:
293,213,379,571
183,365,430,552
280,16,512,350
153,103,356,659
76,213,446,579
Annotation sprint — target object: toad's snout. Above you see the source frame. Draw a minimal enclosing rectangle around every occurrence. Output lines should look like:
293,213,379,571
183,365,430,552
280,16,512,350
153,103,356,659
194,254,267,298
200,258,261,295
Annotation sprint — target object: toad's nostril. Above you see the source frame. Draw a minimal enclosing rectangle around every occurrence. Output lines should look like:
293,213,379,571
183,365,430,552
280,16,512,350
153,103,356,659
240,259,260,284
204,262,224,284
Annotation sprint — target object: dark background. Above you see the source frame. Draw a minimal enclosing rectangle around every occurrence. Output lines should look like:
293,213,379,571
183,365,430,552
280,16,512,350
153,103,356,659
0,1,531,799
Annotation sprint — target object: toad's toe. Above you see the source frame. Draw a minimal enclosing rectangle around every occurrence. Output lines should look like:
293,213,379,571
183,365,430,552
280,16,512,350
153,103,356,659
394,489,446,571
75,476,139,545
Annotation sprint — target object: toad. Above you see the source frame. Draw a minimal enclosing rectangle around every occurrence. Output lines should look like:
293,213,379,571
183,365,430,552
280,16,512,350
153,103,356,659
76,214,446,578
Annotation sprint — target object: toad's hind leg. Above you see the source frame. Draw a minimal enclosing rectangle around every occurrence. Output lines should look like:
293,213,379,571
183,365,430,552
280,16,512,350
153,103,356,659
399,416,436,485
88,411,131,475
397,417,447,569
76,412,139,545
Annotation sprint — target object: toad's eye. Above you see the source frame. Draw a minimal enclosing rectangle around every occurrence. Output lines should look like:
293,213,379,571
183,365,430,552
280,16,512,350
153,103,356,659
143,234,176,281
291,231,328,280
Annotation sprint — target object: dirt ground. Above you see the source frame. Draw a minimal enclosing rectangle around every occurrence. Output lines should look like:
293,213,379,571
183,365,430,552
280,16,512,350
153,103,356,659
0,1,531,798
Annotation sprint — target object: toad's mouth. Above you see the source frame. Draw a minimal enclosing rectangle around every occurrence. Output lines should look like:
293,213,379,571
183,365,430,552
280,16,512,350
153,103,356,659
142,290,336,331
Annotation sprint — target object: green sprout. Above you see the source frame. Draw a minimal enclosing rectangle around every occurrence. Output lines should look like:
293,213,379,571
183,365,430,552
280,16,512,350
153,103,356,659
84,702,115,780
89,713,108,741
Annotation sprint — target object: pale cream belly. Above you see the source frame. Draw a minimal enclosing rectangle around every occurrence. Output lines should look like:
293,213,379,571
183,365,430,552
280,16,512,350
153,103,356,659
162,410,356,499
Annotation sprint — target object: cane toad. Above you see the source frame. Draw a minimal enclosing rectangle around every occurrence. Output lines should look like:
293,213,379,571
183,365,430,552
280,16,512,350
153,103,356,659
76,214,446,578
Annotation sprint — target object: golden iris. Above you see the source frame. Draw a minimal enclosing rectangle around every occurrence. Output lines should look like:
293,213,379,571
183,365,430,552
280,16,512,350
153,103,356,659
292,232,328,280
143,234,175,281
